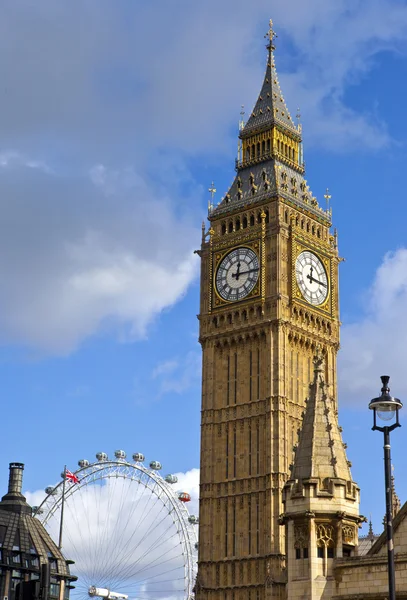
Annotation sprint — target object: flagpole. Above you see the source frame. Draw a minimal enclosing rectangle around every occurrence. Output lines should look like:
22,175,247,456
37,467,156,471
58,465,66,550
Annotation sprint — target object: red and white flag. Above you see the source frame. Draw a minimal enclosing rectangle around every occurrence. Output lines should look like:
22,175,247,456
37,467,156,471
65,469,79,484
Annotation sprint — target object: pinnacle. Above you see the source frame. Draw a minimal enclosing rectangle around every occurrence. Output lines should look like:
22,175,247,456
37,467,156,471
291,352,353,484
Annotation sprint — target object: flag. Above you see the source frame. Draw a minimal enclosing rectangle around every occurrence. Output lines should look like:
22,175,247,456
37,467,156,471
65,469,79,484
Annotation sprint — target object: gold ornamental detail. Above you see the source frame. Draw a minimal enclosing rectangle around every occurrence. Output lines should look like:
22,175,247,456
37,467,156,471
212,242,261,308
291,240,332,316
208,228,215,314
261,211,266,313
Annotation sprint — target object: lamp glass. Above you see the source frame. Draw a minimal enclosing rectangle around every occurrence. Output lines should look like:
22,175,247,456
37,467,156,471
377,408,396,422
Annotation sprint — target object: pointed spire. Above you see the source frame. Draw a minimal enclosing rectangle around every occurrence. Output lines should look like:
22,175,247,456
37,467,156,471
242,19,298,137
391,466,401,518
291,350,353,483
368,517,374,541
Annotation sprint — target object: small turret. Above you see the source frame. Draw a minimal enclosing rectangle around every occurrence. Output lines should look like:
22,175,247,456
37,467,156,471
281,352,362,600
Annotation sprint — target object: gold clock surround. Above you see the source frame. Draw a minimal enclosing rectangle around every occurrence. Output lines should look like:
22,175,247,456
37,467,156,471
292,241,333,314
212,242,261,307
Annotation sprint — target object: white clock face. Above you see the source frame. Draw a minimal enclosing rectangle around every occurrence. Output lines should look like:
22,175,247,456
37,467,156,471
295,251,328,305
216,247,259,302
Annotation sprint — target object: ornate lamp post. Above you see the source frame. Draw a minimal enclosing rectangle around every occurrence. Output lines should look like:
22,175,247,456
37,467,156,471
369,376,402,600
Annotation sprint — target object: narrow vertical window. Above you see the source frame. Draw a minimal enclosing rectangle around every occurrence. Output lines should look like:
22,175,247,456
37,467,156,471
227,356,230,406
290,349,294,399
232,499,236,556
256,425,260,475
257,348,260,400
225,500,228,556
249,350,253,401
248,496,252,554
233,429,237,478
256,497,260,554
226,426,229,480
249,426,252,476
234,352,238,404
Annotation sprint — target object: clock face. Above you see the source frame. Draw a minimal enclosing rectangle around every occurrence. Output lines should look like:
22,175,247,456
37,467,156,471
295,250,328,306
216,247,259,302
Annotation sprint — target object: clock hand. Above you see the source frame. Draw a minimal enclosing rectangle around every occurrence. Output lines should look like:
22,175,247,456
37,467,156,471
306,271,328,288
231,262,241,280
235,267,260,276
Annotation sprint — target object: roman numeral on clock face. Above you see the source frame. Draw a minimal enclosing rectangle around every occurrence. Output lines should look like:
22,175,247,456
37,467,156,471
295,250,328,306
216,247,259,302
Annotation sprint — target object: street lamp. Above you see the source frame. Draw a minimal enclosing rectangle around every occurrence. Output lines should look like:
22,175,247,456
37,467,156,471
369,375,402,600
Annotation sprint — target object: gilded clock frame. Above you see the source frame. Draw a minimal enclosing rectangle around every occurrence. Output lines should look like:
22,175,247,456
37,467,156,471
212,241,262,309
291,240,333,316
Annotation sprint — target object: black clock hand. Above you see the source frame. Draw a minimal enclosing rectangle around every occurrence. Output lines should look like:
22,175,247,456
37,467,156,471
235,267,260,276
231,262,241,280
306,271,328,288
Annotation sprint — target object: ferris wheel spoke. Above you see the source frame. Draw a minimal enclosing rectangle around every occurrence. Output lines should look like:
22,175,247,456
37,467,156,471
111,524,180,584
36,457,198,600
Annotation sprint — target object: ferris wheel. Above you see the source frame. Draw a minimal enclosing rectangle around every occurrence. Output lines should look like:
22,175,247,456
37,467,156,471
34,451,198,600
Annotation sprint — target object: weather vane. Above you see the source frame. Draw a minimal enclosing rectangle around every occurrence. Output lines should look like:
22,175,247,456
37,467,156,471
208,181,216,211
239,105,245,131
324,187,332,212
265,19,277,46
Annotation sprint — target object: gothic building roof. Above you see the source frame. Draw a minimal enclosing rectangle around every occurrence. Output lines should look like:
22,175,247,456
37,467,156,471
209,21,331,225
241,27,298,137
0,463,74,580
291,352,353,483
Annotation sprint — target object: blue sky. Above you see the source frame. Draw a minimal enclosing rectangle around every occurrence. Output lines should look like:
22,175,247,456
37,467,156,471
1,0,407,540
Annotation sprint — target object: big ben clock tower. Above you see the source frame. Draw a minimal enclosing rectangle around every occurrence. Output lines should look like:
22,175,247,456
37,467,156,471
196,20,340,600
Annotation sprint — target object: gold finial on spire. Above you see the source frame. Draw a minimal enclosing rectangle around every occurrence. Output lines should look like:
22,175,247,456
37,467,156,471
208,181,216,212
265,19,277,49
324,187,332,213
239,105,245,131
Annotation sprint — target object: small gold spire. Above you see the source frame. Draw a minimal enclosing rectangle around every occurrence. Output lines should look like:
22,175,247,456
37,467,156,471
208,181,216,212
266,19,277,45
324,187,332,212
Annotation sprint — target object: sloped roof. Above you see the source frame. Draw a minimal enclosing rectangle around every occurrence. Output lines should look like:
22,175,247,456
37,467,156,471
292,352,353,483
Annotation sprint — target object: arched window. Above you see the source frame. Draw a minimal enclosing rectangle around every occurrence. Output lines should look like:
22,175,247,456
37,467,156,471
251,145,255,159
243,216,248,229
250,215,255,226
228,221,233,233
257,213,262,224
284,210,289,224
235,219,241,231
246,148,250,161
257,142,261,157
267,139,270,153
262,140,266,155
221,223,226,235
265,209,269,223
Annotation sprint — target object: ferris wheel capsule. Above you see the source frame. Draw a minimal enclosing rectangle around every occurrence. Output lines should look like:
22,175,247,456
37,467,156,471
165,474,178,484
132,453,145,462
78,459,89,468
114,450,126,460
149,461,162,470
32,506,44,515
45,486,56,495
178,492,191,503
36,452,198,600
188,515,199,524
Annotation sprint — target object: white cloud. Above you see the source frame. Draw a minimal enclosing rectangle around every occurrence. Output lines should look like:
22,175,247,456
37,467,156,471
26,467,200,600
0,160,199,354
339,248,407,403
0,2,406,354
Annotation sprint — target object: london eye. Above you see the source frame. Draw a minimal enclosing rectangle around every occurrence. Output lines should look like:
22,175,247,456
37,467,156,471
33,451,198,600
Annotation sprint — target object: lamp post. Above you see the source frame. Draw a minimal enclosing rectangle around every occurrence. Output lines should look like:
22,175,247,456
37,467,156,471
369,375,402,600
